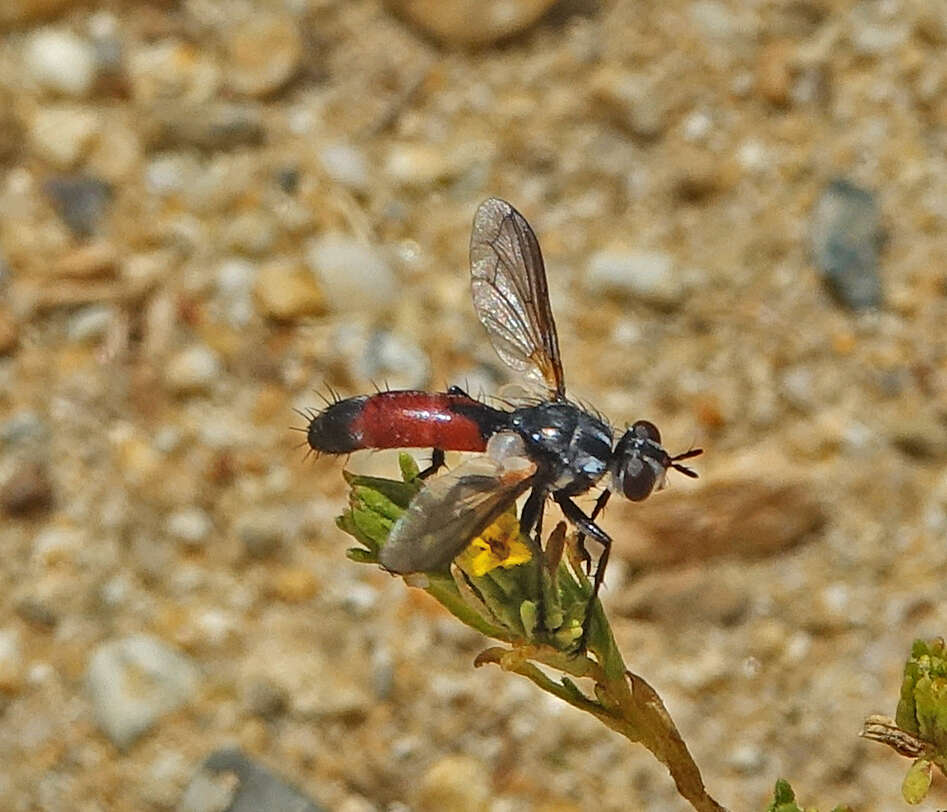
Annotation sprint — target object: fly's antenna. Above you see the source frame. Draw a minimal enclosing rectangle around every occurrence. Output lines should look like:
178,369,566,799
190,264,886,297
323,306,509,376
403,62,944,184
669,447,703,478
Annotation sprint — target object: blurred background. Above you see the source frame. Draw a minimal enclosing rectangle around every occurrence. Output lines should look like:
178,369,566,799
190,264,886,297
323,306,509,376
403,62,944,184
1,0,946,809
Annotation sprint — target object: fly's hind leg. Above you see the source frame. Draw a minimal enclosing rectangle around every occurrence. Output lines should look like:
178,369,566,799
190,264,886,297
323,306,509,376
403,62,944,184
418,448,445,480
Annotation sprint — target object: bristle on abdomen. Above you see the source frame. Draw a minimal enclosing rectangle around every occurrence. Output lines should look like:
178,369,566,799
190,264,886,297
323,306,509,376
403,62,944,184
307,396,370,454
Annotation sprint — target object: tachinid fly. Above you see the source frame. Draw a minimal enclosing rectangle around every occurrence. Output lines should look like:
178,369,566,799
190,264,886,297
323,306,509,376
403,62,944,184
307,198,702,638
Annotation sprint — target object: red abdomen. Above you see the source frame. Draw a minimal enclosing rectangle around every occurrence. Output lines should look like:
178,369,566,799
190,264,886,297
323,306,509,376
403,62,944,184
307,391,505,454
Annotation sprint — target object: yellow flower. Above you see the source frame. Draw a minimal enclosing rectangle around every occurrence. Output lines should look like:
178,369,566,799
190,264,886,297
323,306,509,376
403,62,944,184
456,510,532,576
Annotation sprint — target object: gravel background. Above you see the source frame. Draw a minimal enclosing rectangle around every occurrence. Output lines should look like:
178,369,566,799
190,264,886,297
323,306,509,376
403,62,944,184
1,1,946,810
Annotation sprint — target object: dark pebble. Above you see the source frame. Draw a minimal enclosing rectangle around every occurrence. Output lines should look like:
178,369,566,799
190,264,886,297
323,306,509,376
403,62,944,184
147,103,266,152
44,174,113,238
243,677,288,719
275,166,300,195
180,748,325,812
1,462,53,516
810,178,883,310
15,595,58,628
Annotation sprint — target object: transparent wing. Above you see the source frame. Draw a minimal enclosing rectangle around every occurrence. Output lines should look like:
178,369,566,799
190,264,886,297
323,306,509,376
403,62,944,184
379,452,536,574
470,198,565,398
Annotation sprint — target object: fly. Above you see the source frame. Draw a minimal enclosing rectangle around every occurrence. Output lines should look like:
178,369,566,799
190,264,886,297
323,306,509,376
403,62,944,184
306,198,702,640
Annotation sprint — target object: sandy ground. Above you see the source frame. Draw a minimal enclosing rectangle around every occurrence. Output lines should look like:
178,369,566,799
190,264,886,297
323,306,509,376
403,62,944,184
1,1,946,810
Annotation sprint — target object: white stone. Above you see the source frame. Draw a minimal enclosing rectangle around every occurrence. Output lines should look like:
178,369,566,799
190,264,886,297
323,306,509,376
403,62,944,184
25,28,98,97
68,305,113,343
318,142,370,191
165,507,214,545
86,635,200,749
29,105,100,168
0,628,25,693
165,345,222,394
585,249,685,307
305,233,396,314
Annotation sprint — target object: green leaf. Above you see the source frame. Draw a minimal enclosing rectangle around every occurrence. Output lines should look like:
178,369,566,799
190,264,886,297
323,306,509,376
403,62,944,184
896,638,947,752
399,452,421,482
353,485,406,522
350,505,393,549
344,472,420,509
901,758,932,805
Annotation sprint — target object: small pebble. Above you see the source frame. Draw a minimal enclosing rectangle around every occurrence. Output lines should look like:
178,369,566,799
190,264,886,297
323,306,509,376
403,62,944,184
165,345,222,395
0,0,74,27
15,594,58,628
242,677,288,719
221,211,277,256
53,242,118,278
888,414,947,461
0,628,25,694
223,14,302,98
690,0,737,38
727,743,766,774
387,0,558,47
318,142,370,191
305,233,396,314
29,105,100,168
268,568,318,603
86,635,200,750
585,249,686,308
67,304,113,343
165,507,214,546
385,143,465,188
0,462,53,517
590,67,667,140
235,510,286,559
672,148,727,201
810,178,883,310
216,258,255,326
147,102,265,152
331,324,431,390
359,329,431,390
0,412,47,447
179,749,325,812
254,260,326,321
25,28,98,97
32,526,84,566
757,40,793,106
43,174,112,237
0,310,18,355
416,754,490,812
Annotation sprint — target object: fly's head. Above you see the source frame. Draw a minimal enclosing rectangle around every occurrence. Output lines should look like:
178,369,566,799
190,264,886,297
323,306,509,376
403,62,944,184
611,420,702,501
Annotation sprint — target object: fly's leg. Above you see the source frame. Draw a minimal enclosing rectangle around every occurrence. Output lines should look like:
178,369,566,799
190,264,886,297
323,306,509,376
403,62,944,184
418,448,445,480
418,386,474,479
519,483,550,632
554,493,613,651
574,490,612,574
519,484,548,547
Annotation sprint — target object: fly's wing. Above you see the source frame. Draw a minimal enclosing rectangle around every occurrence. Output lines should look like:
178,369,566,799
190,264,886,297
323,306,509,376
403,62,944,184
379,453,536,574
470,198,566,399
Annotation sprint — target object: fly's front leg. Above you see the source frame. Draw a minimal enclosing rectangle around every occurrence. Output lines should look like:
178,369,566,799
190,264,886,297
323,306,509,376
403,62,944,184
574,490,612,574
418,448,445,480
555,494,613,650
519,484,548,556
